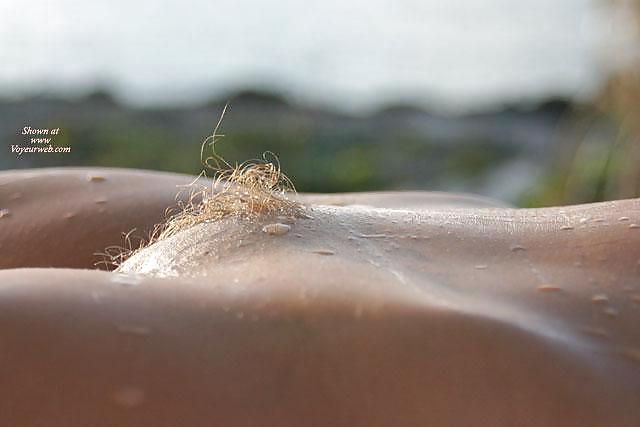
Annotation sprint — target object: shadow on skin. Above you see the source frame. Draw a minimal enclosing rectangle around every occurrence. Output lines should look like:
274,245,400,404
0,168,639,426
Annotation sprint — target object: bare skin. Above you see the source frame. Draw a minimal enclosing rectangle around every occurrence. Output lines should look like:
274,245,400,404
1,168,639,426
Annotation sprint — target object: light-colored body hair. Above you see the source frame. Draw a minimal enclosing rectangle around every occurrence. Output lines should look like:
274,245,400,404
100,105,303,269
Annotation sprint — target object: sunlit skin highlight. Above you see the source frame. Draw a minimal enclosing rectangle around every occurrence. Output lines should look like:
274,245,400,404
0,167,639,426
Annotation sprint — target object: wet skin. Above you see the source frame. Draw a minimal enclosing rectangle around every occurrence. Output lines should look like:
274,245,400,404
1,168,639,426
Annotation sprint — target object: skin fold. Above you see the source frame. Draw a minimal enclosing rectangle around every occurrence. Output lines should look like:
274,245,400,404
0,168,639,426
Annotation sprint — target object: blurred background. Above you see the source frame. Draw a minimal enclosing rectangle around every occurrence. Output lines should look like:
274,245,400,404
1,0,638,206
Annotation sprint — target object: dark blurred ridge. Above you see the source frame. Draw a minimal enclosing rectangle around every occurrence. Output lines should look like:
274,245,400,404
0,87,625,207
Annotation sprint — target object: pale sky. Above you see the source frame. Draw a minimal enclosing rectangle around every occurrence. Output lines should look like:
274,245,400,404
0,0,615,112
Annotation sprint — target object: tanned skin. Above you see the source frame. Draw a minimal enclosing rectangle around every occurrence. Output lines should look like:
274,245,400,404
1,168,639,426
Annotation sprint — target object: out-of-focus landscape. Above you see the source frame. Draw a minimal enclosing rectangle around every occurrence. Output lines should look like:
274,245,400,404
1,0,639,207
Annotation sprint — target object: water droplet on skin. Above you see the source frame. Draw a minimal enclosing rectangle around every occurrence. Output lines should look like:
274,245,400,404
537,284,562,293
581,326,609,339
591,294,609,305
86,174,106,182
593,218,606,223
579,217,588,224
95,198,108,204
474,264,488,270
560,225,574,231
603,307,619,317
629,224,640,229
312,249,335,256
112,386,145,407
262,223,291,236
0,208,11,219
62,212,76,220
236,312,245,319
621,349,640,364
618,216,630,222
357,233,389,239
510,244,526,252
367,259,382,268
294,233,303,238
111,273,143,287
116,325,151,336
9,192,22,201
